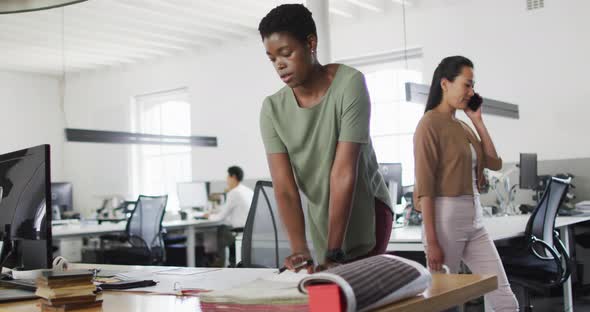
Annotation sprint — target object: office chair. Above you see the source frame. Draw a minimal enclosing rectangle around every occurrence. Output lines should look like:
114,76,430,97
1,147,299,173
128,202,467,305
498,177,572,312
100,195,168,265
241,181,314,268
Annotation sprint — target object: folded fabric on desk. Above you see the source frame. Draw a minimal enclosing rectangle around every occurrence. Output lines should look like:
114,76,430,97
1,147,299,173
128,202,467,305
299,254,431,312
199,271,308,308
199,255,430,312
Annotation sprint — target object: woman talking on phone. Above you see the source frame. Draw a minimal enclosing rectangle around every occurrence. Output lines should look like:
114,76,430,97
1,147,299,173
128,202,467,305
413,56,519,311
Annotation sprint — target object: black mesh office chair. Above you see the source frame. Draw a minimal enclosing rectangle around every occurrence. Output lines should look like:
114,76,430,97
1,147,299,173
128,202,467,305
241,181,314,268
101,195,168,265
499,177,572,312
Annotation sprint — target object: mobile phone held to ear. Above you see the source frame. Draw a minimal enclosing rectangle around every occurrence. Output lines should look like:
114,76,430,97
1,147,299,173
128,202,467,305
468,93,483,111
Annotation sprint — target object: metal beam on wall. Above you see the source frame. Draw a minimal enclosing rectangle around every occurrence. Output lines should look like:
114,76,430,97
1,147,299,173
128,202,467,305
65,128,217,147
405,82,520,119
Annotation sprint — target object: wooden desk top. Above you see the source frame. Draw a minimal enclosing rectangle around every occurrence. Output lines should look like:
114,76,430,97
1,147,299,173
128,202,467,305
0,271,496,312
376,274,497,312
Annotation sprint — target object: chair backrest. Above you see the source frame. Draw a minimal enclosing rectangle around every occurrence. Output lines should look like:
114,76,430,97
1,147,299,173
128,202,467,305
241,181,314,268
523,177,572,286
525,177,570,254
126,195,168,254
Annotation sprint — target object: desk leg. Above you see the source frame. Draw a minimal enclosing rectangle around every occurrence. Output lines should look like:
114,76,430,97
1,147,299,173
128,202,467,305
187,226,196,267
560,226,574,312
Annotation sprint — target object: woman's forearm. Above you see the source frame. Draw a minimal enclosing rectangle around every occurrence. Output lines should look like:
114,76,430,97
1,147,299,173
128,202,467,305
268,153,309,253
421,196,439,246
327,169,356,250
326,141,361,252
275,189,308,253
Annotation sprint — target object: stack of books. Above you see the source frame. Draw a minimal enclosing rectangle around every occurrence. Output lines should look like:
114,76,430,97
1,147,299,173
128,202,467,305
35,271,102,312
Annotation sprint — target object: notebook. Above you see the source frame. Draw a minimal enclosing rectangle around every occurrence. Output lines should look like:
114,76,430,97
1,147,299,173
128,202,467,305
0,288,38,303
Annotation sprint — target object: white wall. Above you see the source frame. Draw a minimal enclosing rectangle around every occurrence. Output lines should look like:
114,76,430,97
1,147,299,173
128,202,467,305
63,40,281,214
63,0,590,214
0,71,65,180
331,0,590,162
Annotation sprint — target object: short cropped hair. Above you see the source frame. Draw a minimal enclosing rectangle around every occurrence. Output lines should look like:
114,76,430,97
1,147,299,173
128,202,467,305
227,166,244,182
258,4,317,43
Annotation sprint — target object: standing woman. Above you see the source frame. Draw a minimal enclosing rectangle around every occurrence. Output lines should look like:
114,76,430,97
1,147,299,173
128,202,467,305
413,56,519,311
258,4,392,272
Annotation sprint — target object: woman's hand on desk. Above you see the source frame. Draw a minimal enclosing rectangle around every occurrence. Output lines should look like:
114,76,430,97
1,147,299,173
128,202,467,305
284,250,314,273
426,243,445,272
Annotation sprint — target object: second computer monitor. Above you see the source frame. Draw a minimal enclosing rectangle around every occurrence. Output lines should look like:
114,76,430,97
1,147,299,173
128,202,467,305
177,181,209,210
519,153,538,190
51,182,73,212
379,163,403,204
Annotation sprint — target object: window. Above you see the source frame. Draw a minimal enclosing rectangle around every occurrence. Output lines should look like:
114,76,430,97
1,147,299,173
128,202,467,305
358,60,423,187
131,88,192,212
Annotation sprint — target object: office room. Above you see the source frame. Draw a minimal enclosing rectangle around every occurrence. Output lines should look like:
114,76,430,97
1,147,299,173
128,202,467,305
0,0,589,311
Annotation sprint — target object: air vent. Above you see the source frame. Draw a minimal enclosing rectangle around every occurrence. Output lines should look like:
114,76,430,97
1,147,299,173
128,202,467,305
527,0,544,10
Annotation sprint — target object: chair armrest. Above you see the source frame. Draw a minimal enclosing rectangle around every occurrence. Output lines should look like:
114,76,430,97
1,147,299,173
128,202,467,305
128,234,150,250
529,236,565,286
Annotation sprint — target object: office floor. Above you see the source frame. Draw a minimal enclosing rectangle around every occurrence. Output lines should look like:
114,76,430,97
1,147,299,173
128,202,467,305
464,290,590,311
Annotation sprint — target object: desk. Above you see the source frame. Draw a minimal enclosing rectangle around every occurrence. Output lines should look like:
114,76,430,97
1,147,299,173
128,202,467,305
0,263,497,312
52,219,223,267
387,215,590,311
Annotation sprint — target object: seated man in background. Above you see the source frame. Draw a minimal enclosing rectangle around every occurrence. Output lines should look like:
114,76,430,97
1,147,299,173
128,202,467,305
204,166,254,266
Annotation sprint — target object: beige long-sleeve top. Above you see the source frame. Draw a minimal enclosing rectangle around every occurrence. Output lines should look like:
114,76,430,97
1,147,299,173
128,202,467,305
413,110,502,211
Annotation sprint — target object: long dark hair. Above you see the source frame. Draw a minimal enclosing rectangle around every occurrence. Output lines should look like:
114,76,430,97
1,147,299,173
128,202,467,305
424,56,474,113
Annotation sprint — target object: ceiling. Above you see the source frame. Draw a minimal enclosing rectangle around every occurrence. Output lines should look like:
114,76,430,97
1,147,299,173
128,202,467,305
0,0,415,76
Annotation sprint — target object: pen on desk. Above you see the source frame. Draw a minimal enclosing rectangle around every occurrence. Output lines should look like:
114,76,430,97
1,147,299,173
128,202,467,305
278,259,313,274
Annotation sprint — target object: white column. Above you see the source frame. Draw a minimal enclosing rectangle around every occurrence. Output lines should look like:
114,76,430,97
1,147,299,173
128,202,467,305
306,0,331,64
186,225,196,267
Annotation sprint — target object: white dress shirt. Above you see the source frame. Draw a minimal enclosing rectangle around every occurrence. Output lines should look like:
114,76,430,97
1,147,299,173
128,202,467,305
209,184,254,228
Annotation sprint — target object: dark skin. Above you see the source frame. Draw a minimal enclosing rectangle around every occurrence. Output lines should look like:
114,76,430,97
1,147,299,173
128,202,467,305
263,32,362,272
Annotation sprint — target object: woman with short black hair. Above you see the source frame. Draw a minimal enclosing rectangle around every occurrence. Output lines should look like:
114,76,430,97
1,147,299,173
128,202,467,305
258,4,393,272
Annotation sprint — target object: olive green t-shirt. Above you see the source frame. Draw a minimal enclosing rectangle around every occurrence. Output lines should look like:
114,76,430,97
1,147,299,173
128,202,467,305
259,64,392,261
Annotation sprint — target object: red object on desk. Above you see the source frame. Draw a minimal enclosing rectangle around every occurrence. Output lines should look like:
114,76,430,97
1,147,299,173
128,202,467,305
307,284,343,312
180,288,211,296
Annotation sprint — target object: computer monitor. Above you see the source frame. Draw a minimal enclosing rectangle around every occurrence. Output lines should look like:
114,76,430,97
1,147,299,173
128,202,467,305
0,144,52,270
379,163,403,205
177,181,209,210
519,153,538,190
51,182,73,213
